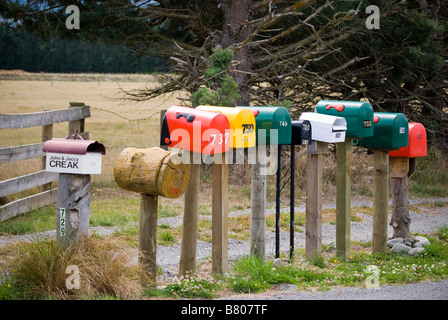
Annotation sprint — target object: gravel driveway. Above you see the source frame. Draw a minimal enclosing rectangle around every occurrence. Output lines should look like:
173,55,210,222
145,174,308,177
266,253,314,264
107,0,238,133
1,196,447,300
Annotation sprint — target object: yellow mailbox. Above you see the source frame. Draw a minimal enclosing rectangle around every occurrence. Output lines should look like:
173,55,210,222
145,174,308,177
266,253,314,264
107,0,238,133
196,105,256,148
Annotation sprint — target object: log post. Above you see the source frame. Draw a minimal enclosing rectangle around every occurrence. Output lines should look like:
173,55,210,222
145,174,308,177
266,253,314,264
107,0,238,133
212,152,228,274
139,193,158,286
306,141,326,259
179,152,200,276
372,149,389,253
250,145,266,261
336,139,352,259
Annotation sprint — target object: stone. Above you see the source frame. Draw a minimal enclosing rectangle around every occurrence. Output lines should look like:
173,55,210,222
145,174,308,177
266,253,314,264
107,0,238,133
273,258,283,267
413,241,423,248
409,247,425,256
414,236,430,246
391,243,411,254
387,238,404,248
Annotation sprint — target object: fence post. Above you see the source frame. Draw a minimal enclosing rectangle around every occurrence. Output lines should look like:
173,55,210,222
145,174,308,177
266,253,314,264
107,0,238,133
41,122,53,192
68,102,88,138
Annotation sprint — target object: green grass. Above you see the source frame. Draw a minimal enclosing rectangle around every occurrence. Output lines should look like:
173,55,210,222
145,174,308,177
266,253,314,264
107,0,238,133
226,234,448,294
0,206,55,236
409,147,448,197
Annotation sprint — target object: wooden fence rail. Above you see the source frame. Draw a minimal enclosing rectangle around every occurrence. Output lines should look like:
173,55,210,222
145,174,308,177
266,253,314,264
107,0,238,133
0,102,90,222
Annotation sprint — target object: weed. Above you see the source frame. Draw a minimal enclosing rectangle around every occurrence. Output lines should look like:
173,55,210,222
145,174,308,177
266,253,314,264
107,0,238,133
434,225,448,241
145,272,221,299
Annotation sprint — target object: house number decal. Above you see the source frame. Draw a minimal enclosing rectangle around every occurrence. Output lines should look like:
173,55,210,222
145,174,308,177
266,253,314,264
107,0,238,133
60,208,66,237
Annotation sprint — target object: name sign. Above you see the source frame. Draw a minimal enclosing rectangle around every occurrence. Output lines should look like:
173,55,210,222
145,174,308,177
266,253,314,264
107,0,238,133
45,152,102,175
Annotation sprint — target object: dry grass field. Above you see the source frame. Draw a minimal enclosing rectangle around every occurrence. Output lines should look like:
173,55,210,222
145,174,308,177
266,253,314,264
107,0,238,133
0,73,186,184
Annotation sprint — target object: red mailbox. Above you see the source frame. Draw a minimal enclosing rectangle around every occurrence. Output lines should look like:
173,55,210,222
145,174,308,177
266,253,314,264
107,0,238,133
389,123,427,158
160,106,230,155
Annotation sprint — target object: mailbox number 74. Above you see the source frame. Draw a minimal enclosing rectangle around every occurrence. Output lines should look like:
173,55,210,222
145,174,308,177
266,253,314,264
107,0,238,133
210,133,230,146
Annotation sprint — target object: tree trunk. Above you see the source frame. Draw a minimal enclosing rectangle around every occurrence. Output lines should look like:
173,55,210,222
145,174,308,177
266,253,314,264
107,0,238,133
221,0,254,105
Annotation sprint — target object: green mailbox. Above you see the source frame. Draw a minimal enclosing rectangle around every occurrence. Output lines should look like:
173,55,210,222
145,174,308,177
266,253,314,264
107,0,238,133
357,112,409,150
237,106,291,145
315,100,374,139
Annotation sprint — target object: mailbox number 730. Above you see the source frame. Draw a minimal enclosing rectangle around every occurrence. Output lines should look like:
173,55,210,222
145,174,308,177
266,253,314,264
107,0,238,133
210,133,230,146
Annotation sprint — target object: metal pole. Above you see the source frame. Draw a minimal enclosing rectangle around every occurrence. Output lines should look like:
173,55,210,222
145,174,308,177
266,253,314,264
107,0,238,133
275,145,282,259
290,144,295,260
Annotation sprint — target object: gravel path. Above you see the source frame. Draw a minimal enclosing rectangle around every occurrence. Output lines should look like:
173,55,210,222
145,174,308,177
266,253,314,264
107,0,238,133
1,196,448,300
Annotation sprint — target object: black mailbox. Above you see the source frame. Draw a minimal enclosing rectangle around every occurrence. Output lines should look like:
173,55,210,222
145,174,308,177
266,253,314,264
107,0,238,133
291,120,312,145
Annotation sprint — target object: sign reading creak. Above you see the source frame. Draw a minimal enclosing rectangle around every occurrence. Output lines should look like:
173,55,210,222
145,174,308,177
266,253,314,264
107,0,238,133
43,136,106,175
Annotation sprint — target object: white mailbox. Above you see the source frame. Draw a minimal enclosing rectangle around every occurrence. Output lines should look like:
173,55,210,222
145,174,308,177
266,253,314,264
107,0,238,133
43,137,106,175
299,112,347,143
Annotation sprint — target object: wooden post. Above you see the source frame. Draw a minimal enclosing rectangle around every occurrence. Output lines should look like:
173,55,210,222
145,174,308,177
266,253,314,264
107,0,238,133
56,173,91,244
250,145,266,261
336,139,352,259
68,102,88,138
389,157,410,239
179,152,200,276
372,149,389,253
212,152,228,273
139,193,158,286
41,123,53,191
306,141,326,259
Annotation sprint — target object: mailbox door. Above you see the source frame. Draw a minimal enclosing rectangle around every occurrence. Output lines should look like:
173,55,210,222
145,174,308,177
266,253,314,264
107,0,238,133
160,106,230,155
291,120,312,145
389,123,427,158
357,112,409,150
197,106,256,148
299,112,347,143
315,100,374,138
237,106,291,145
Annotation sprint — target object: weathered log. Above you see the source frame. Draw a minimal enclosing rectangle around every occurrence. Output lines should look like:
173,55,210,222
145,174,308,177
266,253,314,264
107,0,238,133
114,147,190,198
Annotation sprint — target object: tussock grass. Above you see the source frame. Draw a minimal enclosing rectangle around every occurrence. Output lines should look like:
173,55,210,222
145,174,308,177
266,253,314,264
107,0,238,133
3,237,141,300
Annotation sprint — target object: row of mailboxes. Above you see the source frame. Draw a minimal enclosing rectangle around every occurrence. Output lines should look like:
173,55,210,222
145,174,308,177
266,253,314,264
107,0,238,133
41,101,427,176
159,103,427,155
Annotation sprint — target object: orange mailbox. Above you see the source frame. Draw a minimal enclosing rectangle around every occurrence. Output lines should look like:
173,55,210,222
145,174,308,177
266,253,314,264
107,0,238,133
160,106,230,155
389,123,427,158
